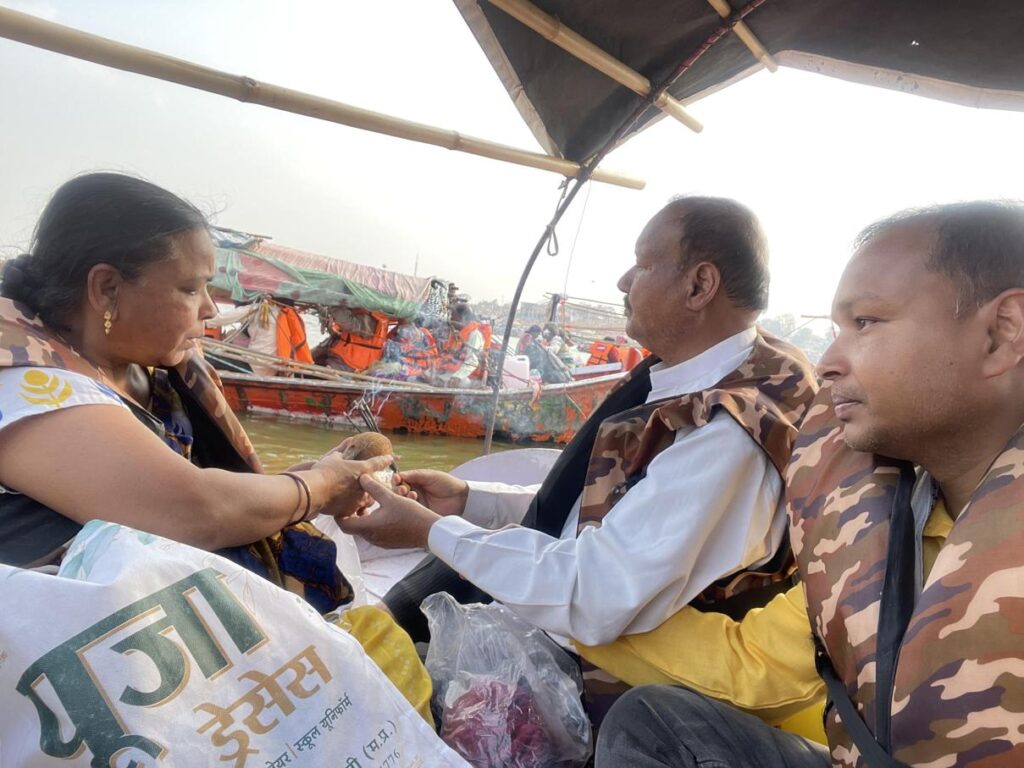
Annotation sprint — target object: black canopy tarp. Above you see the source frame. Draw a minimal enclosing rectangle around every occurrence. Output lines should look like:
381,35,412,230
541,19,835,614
457,0,1024,163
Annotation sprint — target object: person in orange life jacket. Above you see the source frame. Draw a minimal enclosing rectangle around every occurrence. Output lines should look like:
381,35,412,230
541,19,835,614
315,307,389,373
596,202,1024,768
339,195,815,693
274,299,313,366
587,336,621,366
377,318,437,382
207,297,308,377
614,334,643,372
411,316,440,378
444,303,490,387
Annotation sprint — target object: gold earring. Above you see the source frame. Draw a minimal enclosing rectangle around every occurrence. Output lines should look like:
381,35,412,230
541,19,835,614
103,310,112,336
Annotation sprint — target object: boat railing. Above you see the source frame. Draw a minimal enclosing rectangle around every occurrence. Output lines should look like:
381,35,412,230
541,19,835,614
203,338,624,395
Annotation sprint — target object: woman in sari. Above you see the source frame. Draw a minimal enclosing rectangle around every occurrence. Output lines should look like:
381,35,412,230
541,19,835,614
0,172,435,720
0,172,386,578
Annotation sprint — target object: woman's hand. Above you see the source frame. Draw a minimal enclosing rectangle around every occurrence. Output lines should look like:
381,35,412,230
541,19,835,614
311,452,393,519
393,469,469,517
338,475,439,549
282,435,361,473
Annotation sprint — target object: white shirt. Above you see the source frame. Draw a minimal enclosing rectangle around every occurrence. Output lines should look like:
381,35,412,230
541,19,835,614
545,335,566,356
451,328,484,380
428,327,786,646
206,302,279,376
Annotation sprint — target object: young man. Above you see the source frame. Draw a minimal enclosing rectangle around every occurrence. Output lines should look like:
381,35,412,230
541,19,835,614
596,201,1024,767
342,197,817,720
442,302,490,386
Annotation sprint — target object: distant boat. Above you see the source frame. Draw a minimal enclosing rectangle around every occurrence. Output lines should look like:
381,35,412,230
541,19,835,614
203,228,627,443
216,368,622,444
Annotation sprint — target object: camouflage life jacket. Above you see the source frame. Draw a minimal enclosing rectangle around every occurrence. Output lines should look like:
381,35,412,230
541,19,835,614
0,297,353,612
580,330,818,722
789,387,1024,767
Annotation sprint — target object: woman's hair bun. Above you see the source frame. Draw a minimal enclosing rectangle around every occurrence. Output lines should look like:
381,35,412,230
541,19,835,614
0,253,42,308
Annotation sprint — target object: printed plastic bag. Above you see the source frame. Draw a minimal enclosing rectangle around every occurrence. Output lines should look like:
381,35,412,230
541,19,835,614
0,521,469,768
423,592,592,767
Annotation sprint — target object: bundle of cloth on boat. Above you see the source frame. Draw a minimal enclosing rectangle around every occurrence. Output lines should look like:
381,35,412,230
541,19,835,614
0,297,352,614
0,521,467,768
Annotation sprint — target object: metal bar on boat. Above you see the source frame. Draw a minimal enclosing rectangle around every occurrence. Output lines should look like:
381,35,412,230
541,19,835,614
0,6,645,190
483,177,592,454
486,0,703,133
481,0,767,453
549,293,627,309
705,0,778,72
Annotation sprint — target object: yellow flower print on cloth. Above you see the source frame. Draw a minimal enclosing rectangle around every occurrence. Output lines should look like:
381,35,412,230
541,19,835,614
20,369,73,407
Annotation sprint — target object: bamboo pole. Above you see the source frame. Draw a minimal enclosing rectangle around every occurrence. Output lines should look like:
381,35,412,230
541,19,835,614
705,0,778,72
0,6,644,190
482,0,768,454
202,339,441,392
487,0,703,133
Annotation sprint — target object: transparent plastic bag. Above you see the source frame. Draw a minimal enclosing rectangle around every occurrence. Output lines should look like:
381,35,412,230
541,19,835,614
422,592,592,767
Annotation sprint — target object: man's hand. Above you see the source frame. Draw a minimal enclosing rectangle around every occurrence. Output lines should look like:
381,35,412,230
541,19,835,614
394,469,469,517
312,453,393,519
339,475,440,549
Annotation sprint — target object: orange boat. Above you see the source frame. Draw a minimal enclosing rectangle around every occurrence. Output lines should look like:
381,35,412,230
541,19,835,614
217,369,621,444
201,230,627,443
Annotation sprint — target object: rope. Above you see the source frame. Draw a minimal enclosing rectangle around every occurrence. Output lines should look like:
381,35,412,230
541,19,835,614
560,181,593,298
545,179,571,257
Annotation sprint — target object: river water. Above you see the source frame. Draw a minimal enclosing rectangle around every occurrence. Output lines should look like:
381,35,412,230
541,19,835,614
239,413,519,473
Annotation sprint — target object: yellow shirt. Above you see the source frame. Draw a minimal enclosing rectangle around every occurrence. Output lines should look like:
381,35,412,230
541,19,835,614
575,500,955,744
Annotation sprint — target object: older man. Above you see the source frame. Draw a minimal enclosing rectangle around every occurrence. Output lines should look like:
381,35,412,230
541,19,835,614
343,196,816,717
596,200,1024,767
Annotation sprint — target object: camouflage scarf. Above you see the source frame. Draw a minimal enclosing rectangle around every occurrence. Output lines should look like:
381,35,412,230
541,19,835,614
789,386,1024,767
0,298,352,612
580,330,818,725
0,297,260,468
577,329,817,603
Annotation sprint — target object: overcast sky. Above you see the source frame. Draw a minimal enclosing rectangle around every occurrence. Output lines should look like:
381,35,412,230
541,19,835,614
3,0,1024,321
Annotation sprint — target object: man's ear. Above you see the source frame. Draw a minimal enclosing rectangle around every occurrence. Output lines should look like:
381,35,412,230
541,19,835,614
685,261,721,312
982,289,1024,378
85,263,123,318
